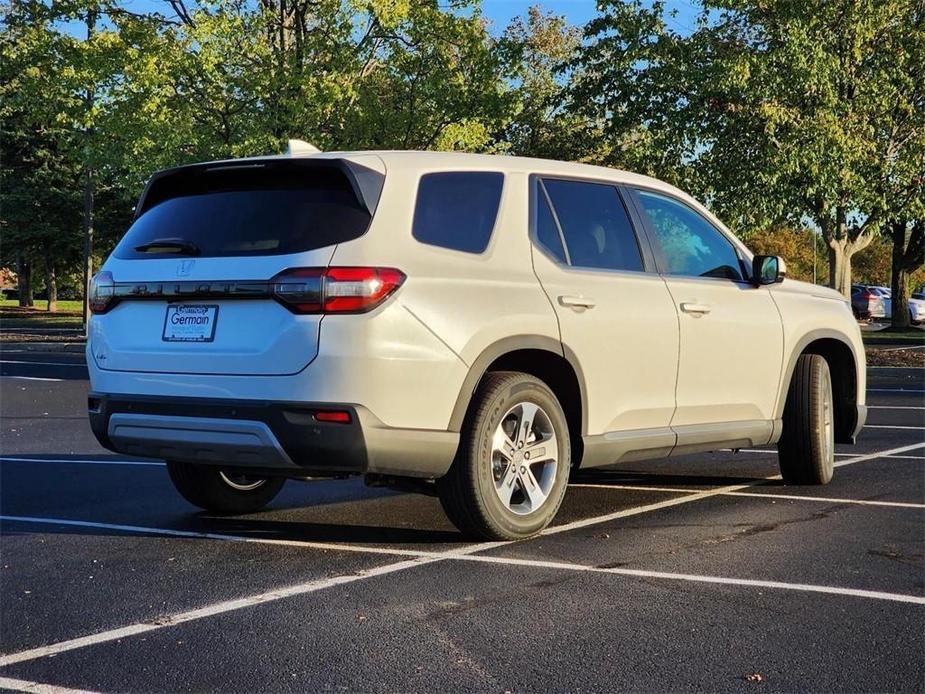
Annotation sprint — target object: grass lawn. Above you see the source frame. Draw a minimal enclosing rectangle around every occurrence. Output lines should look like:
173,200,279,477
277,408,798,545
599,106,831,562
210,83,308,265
1,302,84,332
0,299,84,313
860,328,925,343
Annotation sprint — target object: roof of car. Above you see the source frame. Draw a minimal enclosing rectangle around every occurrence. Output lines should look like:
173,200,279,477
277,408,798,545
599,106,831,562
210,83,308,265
158,148,730,239
190,149,693,205
320,149,681,191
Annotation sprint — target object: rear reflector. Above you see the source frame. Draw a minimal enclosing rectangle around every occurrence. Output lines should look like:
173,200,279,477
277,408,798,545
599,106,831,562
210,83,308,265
272,267,405,314
313,410,352,423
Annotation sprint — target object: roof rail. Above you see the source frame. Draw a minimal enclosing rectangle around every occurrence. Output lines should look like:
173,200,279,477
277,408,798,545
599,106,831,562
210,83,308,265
285,139,322,156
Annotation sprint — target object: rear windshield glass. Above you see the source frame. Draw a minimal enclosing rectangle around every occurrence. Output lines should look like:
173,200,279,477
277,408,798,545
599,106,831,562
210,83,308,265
412,172,504,254
114,163,372,259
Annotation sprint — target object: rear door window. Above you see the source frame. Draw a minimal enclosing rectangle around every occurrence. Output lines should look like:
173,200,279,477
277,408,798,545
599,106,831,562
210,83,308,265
412,172,504,253
114,162,375,259
540,178,644,272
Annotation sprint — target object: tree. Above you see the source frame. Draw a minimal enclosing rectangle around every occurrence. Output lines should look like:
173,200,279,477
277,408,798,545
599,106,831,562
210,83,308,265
744,226,827,285
1,0,85,309
876,3,925,327
571,0,923,296
496,7,602,161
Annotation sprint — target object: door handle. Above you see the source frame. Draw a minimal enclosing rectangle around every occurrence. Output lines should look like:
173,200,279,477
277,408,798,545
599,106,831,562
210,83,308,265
680,302,711,315
559,295,596,310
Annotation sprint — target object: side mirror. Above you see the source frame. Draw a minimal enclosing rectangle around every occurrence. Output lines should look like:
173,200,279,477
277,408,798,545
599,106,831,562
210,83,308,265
752,255,785,286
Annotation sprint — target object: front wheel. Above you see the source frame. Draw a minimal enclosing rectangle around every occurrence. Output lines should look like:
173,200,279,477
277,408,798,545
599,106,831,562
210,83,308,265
438,372,571,540
166,461,285,514
777,354,835,485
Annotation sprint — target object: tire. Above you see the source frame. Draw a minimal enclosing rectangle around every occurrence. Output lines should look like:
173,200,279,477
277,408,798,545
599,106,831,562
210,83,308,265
166,461,285,514
777,354,835,485
437,371,571,540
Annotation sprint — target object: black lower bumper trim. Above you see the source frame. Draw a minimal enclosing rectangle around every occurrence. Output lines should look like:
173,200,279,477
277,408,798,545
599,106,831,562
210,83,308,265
88,392,368,474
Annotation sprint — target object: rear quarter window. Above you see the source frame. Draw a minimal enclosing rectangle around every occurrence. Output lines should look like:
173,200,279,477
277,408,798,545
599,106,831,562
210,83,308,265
412,172,504,254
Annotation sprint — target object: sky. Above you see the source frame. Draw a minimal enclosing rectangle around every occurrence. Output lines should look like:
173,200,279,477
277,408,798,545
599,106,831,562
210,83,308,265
75,0,705,37
479,0,702,34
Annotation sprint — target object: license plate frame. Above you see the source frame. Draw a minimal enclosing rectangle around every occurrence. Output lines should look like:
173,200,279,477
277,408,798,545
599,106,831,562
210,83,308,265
162,304,219,343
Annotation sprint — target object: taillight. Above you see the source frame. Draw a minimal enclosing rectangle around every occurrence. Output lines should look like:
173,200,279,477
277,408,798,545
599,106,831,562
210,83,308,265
89,271,115,314
272,267,405,314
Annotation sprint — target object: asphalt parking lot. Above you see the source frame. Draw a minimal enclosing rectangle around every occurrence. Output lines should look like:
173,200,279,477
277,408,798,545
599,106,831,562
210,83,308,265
1,348,923,693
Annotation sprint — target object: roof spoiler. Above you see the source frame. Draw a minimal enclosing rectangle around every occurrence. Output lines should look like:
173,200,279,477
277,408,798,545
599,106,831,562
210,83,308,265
134,157,384,220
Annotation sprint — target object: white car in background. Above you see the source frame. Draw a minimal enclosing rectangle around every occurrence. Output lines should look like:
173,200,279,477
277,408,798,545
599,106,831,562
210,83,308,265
909,294,925,325
853,285,924,325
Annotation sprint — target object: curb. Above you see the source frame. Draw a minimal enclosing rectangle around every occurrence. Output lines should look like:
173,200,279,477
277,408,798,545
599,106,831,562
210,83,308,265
0,341,87,353
863,339,925,347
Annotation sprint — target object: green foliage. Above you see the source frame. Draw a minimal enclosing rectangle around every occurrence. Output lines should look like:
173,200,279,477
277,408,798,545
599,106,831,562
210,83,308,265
571,0,925,294
495,6,604,161
3,0,921,309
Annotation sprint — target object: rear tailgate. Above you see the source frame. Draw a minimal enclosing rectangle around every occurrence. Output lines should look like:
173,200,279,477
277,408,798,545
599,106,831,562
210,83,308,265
90,156,383,376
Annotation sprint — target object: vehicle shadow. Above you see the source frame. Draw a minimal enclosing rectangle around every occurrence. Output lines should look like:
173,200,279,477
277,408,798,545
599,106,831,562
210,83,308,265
571,469,783,487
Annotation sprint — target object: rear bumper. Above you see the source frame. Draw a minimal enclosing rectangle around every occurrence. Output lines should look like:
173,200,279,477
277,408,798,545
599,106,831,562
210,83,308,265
88,393,458,479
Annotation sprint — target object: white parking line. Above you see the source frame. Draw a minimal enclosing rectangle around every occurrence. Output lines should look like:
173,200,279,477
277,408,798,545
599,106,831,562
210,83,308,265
867,405,925,410
0,556,441,668
0,515,446,560
571,484,925,509
446,554,925,606
0,441,921,669
868,388,925,393
832,442,925,466
0,457,164,467
865,425,925,430
0,676,99,694
0,360,85,367
723,448,925,460
1,376,64,382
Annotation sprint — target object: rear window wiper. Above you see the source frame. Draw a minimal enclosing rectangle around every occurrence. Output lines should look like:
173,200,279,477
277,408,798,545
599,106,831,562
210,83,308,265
134,238,201,255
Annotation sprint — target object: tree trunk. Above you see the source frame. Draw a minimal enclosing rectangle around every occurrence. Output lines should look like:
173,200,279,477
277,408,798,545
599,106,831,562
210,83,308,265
827,238,853,297
82,166,94,328
16,254,34,307
45,252,57,313
81,9,97,333
890,220,925,329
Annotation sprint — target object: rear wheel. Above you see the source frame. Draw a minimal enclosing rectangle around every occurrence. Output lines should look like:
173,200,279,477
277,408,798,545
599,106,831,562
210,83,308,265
166,461,285,513
438,371,570,540
777,354,835,485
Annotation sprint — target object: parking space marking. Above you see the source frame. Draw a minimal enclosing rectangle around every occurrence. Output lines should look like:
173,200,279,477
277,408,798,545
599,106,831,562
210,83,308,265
726,448,925,460
0,457,164,467
1,377,64,382
0,515,442,560
0,556,441,668
865,424,925,430
0,360,85,367
832,442,925,466
868,388,925,393
1,441,921,670
571,484,925,509
868,405,925,410
445,554,925,605
0,676,99,694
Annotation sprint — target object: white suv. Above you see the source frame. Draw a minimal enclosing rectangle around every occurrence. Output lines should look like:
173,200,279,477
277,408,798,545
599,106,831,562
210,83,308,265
87,148,866,540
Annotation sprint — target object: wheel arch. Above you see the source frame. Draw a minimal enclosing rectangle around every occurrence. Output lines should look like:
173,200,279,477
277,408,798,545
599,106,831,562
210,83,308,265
448,336,587,461
777,330,861,444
